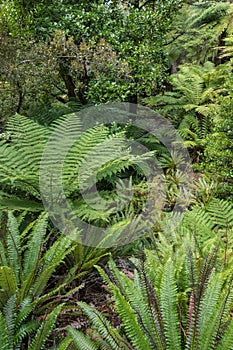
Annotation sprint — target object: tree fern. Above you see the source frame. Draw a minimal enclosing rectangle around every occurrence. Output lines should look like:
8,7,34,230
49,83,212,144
0,112,155,232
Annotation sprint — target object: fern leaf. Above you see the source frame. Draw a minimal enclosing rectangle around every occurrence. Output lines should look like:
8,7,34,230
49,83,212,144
160,259,181,350
113,287,153,350
198,273,224,349
31,236,73,297
28,304,63,350
22,213,48,280
4,295,17,348
67,326,98,350
216,318,233,350
0,266,17,295
7,211,22,283
78,301,127,350
56,337,73,350
0,311,9,350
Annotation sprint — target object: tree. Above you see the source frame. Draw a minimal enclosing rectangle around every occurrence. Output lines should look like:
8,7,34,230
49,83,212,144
1,0,185,106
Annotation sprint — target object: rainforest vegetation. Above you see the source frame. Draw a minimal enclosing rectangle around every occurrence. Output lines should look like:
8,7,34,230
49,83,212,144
0,0,233,349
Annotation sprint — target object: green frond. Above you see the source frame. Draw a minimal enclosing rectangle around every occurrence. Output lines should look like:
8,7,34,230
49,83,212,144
22,212,48,280
15,297,35,329
0,311,9,350
56,337,73,350
0,114,48,199
14,320,39,345
0,241,8,267
160,259,181,350
206,199,233,228
97,260,164,349
198,273,224,349
0,266,17,296
113,287,153,350
189,3,230,28
31,235,74,297
0,195,43,212
28,304,63,350
4,295,17,348
6,211,21,283
216,318,233,350
78,301,127,350
67,326,98,350
59,124,111,195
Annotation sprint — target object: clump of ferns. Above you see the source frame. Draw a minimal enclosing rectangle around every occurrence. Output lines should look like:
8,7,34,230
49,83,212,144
60,243,233,350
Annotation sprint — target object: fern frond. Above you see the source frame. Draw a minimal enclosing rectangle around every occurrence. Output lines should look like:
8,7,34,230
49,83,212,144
28,304,63,350
15,320,39,345
216,318,233,350
22,212,48,281
4,295,16,348
198,273,224,349
31,235,74,297
206,199,233,228
113,287,153,350
78,301,128,350
7,211,22,284
15,297,35,329
0,266,17,296
160,259,181,350
0,311,9,350
56,337,73,350
67,326,98,350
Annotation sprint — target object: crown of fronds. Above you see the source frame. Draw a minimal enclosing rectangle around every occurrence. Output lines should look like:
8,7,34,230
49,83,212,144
61,240,233,350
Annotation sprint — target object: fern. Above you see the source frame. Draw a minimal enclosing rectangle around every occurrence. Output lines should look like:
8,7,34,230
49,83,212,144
28,304,63,350
66,326,99,350
78,301,128,350
0,211,76,310
66,228,233,350
160,259,181,350
0,112,155,233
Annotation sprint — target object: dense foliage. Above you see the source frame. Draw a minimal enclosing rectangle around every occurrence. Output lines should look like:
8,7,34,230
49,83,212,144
0,0,233,349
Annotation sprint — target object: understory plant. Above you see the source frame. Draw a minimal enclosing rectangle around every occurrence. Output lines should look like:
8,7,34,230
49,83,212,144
63,249,233,350
61,198,233,350
0,211,78,349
